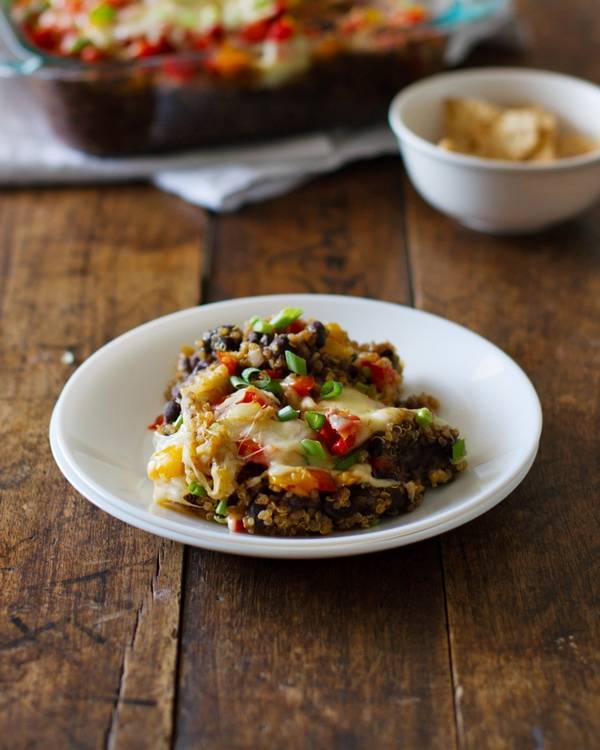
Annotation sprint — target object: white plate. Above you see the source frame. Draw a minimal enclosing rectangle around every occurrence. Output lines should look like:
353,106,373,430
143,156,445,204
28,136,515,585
49,294,542,559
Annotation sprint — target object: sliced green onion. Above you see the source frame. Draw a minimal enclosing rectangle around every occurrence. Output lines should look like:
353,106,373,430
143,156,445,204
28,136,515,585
300,439,327,460
188,481,206,497
415,407,433,427
173,414,184,430
257,375,283,397
252,318,274,335
215,499,229,517
334,451,359,471
241,367,262,383
369,518,381,528
305,411,326,431
320,380,343,400
285,350,307,375
230,375,247,390
271,307,303,330
277,405,299,421
213,514,228,525
249,315,260,327
452,438,466,462
71,38,91,53
90,3,116,25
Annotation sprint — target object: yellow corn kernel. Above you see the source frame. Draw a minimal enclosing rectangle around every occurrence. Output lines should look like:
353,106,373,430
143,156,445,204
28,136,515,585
147,445,184,480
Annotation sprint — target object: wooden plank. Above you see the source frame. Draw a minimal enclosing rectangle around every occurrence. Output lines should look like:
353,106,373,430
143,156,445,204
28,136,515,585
404,0,600,743
405,176,600,747
175,160,458,750
0,187,204,749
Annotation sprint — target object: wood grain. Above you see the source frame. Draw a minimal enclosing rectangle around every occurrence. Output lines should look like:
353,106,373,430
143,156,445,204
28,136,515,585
175,162,458,750
0,187,204,749
405,182,600,749
404,0,600,743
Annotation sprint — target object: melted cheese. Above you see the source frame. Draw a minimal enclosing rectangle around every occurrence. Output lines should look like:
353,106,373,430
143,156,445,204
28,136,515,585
315,386,410,445
149,384,416,503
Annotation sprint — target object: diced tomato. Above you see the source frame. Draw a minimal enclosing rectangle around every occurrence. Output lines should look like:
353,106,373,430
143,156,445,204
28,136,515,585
319,414,360,456
266,368,285,379
289,375,315,397
237,438,268,465
147,414,164,431
287,320,305,334
266,17,295,41
308,469,337,493
217,352,238,375
398,6,428,24
359,359,396,390
81,46,105,62
30,28,59,51
239,389,270,406
241,19,270,43
131,38,173,58
227,516,245,533
162,59,197,82
193,24,224,49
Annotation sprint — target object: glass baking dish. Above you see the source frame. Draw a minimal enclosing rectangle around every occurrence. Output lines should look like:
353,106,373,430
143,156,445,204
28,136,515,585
0,1,510,155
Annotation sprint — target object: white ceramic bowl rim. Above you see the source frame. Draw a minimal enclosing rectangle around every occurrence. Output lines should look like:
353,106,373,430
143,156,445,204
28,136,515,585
49,294,543,557
389,67,600,173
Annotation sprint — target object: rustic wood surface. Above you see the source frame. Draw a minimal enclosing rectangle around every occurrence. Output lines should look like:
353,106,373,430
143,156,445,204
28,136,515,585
1,0,598,748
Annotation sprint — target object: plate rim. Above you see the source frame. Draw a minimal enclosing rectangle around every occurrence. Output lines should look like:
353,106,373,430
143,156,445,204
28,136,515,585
49,294,543,558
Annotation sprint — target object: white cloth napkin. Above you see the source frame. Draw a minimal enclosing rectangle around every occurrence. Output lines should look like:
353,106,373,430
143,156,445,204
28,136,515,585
0,2,518,211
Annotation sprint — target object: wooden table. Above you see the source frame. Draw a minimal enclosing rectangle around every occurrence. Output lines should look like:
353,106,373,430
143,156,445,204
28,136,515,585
1,2,598,748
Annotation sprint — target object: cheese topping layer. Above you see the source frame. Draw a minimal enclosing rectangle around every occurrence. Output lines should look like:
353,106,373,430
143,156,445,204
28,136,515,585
148,370,415,503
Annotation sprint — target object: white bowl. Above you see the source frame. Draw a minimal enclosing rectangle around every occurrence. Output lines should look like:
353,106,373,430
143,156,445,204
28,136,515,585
388,68,600,234
49,294,542,559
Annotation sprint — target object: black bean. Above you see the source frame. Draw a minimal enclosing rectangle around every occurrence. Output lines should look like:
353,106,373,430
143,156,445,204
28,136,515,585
247,331,261,344
367,434,386,458
260,332,273,346
322,500,353,520
307,320,327,348
163,399,181,424
287,495,321,511
271,334,295,357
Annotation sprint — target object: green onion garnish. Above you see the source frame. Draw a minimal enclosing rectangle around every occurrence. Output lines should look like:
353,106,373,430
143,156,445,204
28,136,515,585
415,407,433,427
271,307,303,330
369,518,381,527
71,38,91,53
241,367,262,383
285,350,307,375
249,315,260,326
90,3,116,25
173,414,184,430
252,374,280,397
252,318,274,334
320,380,343,399
305,411,326,431
277,405,299,421
452,438,466,462
213,514,228,525
334,452,359,471
188,481,206,497
215,499,229,517
300,439,327,460
230,375,247,390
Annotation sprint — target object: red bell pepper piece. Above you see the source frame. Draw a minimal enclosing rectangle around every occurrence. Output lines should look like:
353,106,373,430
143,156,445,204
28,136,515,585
308,469,337,493
147,414,164,431
217,351,238,375
289,375,315,397
237,438,268,465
